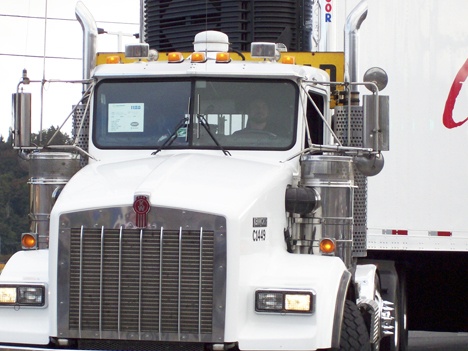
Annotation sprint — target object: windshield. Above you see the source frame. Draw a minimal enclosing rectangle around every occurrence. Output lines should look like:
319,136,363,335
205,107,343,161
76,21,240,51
93,78,298,150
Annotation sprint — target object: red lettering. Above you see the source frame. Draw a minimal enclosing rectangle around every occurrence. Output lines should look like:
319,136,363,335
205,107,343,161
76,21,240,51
325,3,332,12
443,58,468,129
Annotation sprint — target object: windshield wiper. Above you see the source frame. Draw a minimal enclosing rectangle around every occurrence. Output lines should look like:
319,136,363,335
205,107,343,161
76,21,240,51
151,116,188,155
196,114,231,156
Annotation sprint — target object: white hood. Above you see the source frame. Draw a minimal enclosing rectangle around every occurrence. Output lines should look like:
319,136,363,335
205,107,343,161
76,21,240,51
54,153,294,217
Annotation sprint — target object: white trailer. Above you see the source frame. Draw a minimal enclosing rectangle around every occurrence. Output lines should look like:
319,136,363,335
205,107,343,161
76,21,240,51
343,0,468,335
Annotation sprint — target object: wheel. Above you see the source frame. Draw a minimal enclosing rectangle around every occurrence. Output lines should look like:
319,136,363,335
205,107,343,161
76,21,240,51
337,300,371,351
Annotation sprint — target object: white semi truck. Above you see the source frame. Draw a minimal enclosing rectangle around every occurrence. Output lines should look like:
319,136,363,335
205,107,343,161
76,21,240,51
0,1,465,351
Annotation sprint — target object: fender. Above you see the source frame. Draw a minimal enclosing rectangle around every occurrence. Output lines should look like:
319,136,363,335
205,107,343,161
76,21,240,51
331,270,352,348
0,250,50,345
355,264,380,345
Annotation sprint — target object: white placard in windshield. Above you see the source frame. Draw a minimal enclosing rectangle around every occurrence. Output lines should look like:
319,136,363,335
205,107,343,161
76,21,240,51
108,103,144,133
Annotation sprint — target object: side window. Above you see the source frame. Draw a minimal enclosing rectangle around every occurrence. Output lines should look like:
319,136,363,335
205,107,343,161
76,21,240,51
306,92,325,145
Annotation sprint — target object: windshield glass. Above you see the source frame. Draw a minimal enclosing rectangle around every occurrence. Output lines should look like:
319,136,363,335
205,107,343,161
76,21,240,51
93,78,298,150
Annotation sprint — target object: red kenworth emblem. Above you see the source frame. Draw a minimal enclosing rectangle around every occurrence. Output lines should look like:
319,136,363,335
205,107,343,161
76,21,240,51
133,195,151,228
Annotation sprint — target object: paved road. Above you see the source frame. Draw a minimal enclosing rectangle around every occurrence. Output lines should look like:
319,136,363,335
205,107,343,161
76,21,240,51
408,331,468,350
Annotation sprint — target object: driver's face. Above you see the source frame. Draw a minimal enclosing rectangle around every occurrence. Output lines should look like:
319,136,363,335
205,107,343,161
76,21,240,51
248,99,269,123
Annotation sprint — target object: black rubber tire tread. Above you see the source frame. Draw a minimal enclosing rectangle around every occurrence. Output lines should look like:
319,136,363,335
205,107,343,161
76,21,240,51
338,300,371,351
397,269,408,351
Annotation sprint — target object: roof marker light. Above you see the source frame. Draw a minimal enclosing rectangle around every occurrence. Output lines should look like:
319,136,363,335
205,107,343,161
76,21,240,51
106,55,121,64
216,52,230,63
191,52,206,63
168,52,184,63
282,55,296,65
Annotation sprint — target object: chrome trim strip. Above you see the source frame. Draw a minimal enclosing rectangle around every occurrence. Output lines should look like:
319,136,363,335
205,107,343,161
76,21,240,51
79,225,84,338
332,269,352,348
139,228,143,337
118,226,123,337
159,227,163,335
99,226,104,337
178,226,182,336
198,227,203,338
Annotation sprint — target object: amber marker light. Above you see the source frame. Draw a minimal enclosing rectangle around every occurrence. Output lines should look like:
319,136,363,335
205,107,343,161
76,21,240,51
191,52,206,62
21,233,37,250
216,52,230,63
282,55,296,65
319,238,336,254
106,55,121,64
168,52,184,63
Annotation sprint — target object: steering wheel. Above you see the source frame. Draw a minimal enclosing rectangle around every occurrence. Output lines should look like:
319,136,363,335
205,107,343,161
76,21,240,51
235,129,277,138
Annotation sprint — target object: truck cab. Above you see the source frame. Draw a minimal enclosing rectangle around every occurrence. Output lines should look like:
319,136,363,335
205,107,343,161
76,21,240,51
1,8,392,350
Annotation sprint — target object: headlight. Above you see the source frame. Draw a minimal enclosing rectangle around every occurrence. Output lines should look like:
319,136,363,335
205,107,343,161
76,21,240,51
255,290,314,314
0,285,45,306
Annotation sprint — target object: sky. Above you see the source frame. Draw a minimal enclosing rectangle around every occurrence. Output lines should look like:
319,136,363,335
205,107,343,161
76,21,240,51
0,0,140,139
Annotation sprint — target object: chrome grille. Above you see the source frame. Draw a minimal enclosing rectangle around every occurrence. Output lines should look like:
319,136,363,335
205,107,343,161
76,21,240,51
58,207,226,343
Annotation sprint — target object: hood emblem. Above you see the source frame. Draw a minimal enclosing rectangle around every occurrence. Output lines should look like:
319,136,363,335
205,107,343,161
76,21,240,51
133,195,151,228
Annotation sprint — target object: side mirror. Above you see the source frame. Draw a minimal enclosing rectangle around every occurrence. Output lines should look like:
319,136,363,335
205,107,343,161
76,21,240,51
363,67,388,92
362,67,390,152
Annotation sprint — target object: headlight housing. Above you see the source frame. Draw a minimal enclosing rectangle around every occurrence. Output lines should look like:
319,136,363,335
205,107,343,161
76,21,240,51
0,284,46,307
255,289,314,314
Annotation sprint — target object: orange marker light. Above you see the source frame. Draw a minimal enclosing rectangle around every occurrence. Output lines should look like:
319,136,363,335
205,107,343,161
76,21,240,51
168,52,184,63
191,52,206,62
282,55,296,65
319,238,336,254
106,55,121,64
21,233,37,249
216,52,230,63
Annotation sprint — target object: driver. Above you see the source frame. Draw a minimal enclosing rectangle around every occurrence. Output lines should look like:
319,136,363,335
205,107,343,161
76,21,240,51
245,98,270,130
233,98,279,137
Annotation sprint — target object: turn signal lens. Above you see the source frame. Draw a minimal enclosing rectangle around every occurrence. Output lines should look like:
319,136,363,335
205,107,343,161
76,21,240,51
0,287,16,303
319,238,336,254
285,293,311,312
21,233,37,250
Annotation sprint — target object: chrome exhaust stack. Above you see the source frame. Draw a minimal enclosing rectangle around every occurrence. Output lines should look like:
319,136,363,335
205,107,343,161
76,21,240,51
75,1,98,84
344,0,368,94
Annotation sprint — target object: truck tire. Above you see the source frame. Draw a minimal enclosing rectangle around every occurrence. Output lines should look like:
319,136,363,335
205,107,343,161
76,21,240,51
337,300,371,351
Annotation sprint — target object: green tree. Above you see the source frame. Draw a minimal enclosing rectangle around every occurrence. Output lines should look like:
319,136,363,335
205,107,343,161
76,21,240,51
31,125,73,146
0,126,72,257
0,141,28,256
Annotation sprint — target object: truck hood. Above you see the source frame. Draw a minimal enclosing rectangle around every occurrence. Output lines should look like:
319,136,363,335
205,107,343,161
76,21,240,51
55,153,293,217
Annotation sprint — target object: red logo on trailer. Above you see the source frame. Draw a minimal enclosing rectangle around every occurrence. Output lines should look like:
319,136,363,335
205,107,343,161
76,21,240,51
133,195,151,228
443,58,468,129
